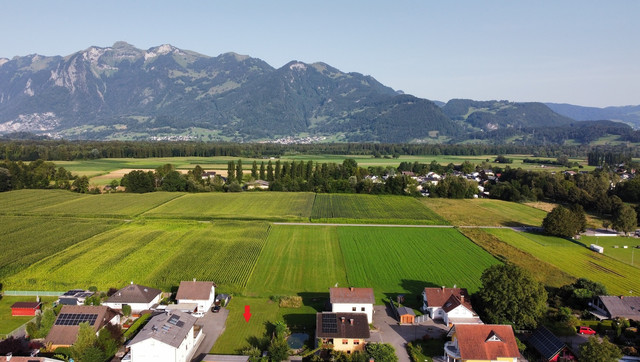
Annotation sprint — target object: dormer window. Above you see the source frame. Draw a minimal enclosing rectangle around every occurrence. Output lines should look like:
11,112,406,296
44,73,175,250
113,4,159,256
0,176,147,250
486,332,502,342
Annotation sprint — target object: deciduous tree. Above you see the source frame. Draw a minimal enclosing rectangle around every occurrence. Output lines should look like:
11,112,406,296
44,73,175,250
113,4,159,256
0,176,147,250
579,336,621,362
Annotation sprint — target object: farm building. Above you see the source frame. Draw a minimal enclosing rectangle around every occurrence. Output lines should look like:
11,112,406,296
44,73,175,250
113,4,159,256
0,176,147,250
10,301,41,316
422,287,482,326
330,287,375,323
128,311,203,362
176,280,216,312
103,283,162,314
397,306,415,324
591,295,640,320
444,324,521,362
527,326,577,361
45,305,121,349
316,312,370,354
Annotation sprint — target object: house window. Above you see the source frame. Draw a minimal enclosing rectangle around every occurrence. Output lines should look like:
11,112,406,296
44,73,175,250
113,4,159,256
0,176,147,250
342,339,348,345
352,307,356,311
354,340,360,345
361,307,365,311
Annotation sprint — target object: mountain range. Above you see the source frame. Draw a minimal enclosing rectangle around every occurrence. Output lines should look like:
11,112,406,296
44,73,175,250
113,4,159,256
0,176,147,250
0,42,638,144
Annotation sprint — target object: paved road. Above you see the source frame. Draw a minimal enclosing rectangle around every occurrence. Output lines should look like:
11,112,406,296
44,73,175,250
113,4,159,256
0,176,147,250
369,305,448,362
191,308,230,362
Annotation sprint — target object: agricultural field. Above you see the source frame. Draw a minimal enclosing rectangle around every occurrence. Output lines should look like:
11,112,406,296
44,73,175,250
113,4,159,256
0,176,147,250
338,227,500,300
485,229,640,295
144,192,315,221
310,194,448,224
3,220,270,293
580,235,640,267
0,189,85,214
423,198,547,227
0,296,58,336
246,225,348,296
0,216,122,279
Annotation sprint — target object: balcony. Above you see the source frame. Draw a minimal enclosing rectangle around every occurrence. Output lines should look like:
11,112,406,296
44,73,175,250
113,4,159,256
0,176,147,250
444,341,461,360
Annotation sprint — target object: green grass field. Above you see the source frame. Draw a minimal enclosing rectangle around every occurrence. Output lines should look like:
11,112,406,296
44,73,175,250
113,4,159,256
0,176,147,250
3,220,270,292
0,216,123,279
0,296,58,335
485,229,640,295
0,189,85,214
246,225,348,296
144,192,315,221
423,198,547,227
579,235,640,267
310,194,448,225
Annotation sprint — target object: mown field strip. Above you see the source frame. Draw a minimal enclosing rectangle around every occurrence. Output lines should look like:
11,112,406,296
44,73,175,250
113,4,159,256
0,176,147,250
485,229,640,295
423,198,547,227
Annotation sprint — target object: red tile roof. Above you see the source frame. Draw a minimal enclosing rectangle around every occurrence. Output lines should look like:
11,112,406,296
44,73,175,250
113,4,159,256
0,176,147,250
424,287,474,311
11,301,41,309
454,324,520,360
330,288,374,304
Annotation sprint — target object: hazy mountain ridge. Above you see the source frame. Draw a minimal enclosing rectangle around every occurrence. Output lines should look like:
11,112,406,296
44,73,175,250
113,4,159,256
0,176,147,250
0,42,635,143
545,103,640,128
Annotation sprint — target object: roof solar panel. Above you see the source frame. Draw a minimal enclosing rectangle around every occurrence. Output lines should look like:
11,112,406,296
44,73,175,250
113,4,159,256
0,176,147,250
54,313,98,326
168,315,180,325
322,314,338,334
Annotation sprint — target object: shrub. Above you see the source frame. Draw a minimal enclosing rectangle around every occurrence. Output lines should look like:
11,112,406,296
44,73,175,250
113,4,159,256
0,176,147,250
278,296,302,308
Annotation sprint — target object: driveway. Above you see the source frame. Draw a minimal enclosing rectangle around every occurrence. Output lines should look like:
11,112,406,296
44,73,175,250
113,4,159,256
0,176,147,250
191,307,230,362
369,305,448,362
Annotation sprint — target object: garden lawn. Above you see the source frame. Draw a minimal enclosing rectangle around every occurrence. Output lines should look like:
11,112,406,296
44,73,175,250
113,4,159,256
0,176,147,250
579,235,640,268
423,198,546,227
0,216,122,279
338,227,500,301
485,229,640,295
4,220,269,292
245,225,348,296
144,192,315,221
311,194,448,225
0,296,57,335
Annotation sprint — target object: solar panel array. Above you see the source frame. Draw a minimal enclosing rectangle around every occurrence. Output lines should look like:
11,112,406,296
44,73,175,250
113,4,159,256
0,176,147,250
54,313,98,326
168,315,180,325
322,314,338,333
528,327,564,360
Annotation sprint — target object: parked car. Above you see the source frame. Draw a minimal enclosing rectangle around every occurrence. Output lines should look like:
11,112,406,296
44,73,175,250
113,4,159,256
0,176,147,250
212,305,221,313
578,326,596,335
192,311,205,318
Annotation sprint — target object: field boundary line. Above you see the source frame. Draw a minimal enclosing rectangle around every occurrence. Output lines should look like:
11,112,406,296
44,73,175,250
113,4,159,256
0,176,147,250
242,223,273,290
136,192,188,217
273,222,456,228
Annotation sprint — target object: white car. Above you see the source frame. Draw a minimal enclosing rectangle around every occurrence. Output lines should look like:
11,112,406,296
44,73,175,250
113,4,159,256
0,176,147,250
192,311,205,318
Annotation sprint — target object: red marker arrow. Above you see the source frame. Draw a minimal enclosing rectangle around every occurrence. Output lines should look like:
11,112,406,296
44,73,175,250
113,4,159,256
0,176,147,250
243,305,252,322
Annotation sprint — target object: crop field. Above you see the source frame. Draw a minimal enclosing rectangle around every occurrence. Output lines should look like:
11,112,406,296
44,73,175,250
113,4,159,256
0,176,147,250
338,227,500,299
310,194,448,224
0,189,85,214
3,220,270,292
144,192,315,221
423,198,547,227
0,296,58,335
579,235,640,267
485,229,640,295
0,216,122,279
246,225,348,296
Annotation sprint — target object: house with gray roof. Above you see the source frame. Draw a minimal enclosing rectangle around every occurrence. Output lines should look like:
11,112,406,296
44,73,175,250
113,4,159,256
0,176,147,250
128,311,203,362
103,283,162,314
591,295,640,320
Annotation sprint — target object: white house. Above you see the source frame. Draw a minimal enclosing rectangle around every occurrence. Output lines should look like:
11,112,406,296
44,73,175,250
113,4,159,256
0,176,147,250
422,287,482,326
176,280,216,312
103,283,162,314
330,287,375,324
128,311,203,362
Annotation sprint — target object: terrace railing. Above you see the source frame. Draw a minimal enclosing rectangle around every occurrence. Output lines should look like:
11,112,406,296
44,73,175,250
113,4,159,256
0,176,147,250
2,290,65,297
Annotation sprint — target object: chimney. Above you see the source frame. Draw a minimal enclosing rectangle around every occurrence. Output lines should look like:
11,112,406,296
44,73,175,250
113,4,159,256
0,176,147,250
7,352,12,361
341,317,345,323
193,278,196,282
350,287,354,292
130,281,133,284
441,286,445,291
350,319,354,325
460,295,464,303
620,295,624,299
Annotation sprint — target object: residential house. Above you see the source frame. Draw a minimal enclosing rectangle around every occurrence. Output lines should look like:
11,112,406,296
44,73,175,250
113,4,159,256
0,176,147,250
128,311,203,362
444,324,520,362
422,287,482,326
103,283,162,314
44,305,121,349
330,287,375,323
201,171,217,180
176,280,216,312
316,312,370,354
11,301,41,316
245,180,270,190
527,326,577,361
591,295,640,320
57,290,95,306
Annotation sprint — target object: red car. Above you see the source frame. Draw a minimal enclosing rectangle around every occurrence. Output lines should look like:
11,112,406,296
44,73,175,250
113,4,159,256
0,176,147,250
578,326,596,335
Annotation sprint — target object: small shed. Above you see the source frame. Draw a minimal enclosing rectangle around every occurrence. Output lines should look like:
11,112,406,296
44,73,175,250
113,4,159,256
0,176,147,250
397,306,415,324
11,301,42,316
528,326,577,361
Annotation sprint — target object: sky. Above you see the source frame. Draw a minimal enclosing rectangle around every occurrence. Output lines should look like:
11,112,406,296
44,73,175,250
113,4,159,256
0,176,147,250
1,1,638,107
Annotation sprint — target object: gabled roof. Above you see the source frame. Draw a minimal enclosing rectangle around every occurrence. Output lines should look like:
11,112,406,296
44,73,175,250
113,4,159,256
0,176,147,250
176,280,216,300
45,305,119,346
105,283,162,304
397,306,415,316
597,295,640,319
528,326,569,361
330,287,375,304
129,311,197,349
452,324,520,360
315,312,370,339
424,287,474,312
11,301,41,309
